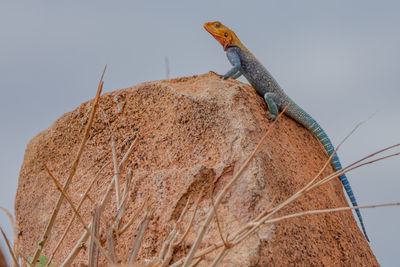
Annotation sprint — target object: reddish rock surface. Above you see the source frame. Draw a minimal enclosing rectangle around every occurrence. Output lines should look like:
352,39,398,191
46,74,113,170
0,247,6,267
15,72,378,266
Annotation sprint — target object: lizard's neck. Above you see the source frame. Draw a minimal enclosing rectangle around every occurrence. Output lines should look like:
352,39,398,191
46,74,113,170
231,42,257,61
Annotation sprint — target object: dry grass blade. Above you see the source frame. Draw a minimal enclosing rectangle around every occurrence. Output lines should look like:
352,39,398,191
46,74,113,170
0,226,19,267
31,65,106,265
159,197,191,261
230,149,400,246
210,247,229,267
173,114,376,266
254,202,400,227
112,136,121,209
254,197,276,222
226,119,379,246
174,189,204,246
159,229,177,266
211,184,230,249
18,248,33,267
160,193,202,266
306,144,400,194
189,257,202,267
0,206,19,265
120,168,133,210
47,161,110,266
173,201,400,266
165,56,170,79
115,169,133,231
119,138,138,168
45,165,113,264
128,209,152,263
107,225,118,263
61,226,91,266
88,204,101,267
64,168,126,265
232,202,400,246
181,105,289,267
119,197,149,235
63,137,138,265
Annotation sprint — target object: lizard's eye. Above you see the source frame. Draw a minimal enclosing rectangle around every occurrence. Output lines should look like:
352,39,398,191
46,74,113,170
215,23,220,28
224,33,228,37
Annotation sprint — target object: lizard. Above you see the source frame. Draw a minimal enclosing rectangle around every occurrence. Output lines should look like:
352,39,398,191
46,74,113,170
204,21,369,241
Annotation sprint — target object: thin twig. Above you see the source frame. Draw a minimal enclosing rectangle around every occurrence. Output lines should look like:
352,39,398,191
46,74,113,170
0,226,19,267
112,136,121,208
44,165,113,264
128,209,152,263
31,65,106,265
47,161,110,266
88,204,101,267
182,104,289,267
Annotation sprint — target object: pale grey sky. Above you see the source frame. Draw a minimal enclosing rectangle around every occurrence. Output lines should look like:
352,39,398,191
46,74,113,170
1,1,399,265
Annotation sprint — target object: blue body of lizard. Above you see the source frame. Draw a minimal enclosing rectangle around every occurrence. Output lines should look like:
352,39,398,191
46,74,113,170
215,37,369,241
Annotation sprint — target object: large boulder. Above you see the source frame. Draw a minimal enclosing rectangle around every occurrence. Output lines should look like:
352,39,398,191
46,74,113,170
15,72,377,266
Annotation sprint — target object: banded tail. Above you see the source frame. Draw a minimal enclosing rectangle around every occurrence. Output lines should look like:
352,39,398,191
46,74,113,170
285,103,369,241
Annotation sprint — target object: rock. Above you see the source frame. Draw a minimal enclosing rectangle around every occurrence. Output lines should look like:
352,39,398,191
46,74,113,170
15,72,378,266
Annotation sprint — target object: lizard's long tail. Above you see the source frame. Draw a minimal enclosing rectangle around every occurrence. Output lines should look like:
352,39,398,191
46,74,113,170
285,102,369,241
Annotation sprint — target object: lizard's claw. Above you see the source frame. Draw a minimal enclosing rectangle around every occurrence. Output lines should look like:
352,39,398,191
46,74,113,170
220,74,229,80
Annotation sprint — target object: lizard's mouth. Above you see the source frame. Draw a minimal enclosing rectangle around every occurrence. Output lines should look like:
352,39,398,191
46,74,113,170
203,24,229,51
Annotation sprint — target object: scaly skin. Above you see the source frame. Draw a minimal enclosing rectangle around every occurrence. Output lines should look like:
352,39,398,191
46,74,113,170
204,21,369,241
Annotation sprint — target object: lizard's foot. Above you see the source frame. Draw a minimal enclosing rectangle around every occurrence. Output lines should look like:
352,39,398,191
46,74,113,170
268,114,279,128
268,113,277,121
220,74,229,80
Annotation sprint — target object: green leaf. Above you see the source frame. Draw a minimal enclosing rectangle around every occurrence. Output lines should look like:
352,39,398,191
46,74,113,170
28,254,55,267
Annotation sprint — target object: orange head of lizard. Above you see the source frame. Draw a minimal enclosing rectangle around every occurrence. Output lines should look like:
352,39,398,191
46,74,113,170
204,21,241,51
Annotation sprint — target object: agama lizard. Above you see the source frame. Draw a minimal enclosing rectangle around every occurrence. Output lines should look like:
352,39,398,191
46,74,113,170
204,21,369,241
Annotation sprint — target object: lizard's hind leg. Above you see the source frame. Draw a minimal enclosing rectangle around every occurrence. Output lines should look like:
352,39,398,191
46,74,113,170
264,92,279,120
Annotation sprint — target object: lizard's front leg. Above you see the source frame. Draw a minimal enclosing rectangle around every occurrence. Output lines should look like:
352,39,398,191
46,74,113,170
222,48,241,79
222,64,240,79
231,71,242,79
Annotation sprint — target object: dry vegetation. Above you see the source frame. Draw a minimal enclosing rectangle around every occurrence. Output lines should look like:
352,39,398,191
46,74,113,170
1,67,399,267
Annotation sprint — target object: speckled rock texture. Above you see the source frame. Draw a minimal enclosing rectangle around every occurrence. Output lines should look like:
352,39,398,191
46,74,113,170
15,72,378,266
